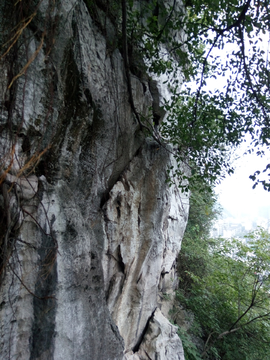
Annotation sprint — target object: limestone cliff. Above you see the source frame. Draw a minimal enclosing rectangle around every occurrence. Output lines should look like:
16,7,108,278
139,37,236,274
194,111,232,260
0,1,189,359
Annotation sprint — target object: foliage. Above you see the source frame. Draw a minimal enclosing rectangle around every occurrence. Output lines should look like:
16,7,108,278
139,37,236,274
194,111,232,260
177,224,270,359
178,186,220,291
124,0,270,190
178,326,203,360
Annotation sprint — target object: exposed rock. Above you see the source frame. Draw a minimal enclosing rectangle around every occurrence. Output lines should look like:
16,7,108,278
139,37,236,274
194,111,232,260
0,0,188,359
102,139,188,355
136,308,185,360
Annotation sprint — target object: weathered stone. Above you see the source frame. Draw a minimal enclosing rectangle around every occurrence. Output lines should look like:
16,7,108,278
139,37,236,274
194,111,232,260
0,1,188,359
102,140,188,355
136,308,185,360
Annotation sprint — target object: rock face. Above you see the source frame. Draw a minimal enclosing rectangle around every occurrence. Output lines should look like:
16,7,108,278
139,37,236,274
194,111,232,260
0,1,188,359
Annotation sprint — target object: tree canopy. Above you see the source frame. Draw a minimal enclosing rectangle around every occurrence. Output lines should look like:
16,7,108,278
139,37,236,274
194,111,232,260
124,0,270,190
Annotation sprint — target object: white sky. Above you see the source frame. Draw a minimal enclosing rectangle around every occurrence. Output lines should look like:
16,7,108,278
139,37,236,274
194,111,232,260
215,147,270,219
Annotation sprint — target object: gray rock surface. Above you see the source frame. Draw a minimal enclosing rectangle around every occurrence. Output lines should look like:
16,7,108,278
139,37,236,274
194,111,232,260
136,308,185,360
0,1,188,359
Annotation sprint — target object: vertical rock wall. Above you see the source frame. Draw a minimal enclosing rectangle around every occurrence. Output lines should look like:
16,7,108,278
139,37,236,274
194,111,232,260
0,1,188,359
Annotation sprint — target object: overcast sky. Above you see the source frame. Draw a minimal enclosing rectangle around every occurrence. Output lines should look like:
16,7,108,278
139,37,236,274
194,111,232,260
215,145,270,219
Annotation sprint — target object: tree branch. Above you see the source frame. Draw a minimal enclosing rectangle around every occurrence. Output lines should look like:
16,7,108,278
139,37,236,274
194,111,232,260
121,0,144,130
121,0,179,148
218,327,240,339
238,25,270,126
229,295,255,331
191,0,252,126
156,0,177,41
213,0,251,35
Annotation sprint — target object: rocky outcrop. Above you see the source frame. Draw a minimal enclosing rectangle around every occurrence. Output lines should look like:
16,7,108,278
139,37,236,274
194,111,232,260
102,139,188,358
0,0,188,359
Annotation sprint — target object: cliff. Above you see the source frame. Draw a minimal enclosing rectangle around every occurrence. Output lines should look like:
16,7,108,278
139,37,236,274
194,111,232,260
0,1,189,359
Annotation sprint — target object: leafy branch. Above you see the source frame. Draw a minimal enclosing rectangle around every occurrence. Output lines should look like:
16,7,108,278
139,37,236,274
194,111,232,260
125,0,270,190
